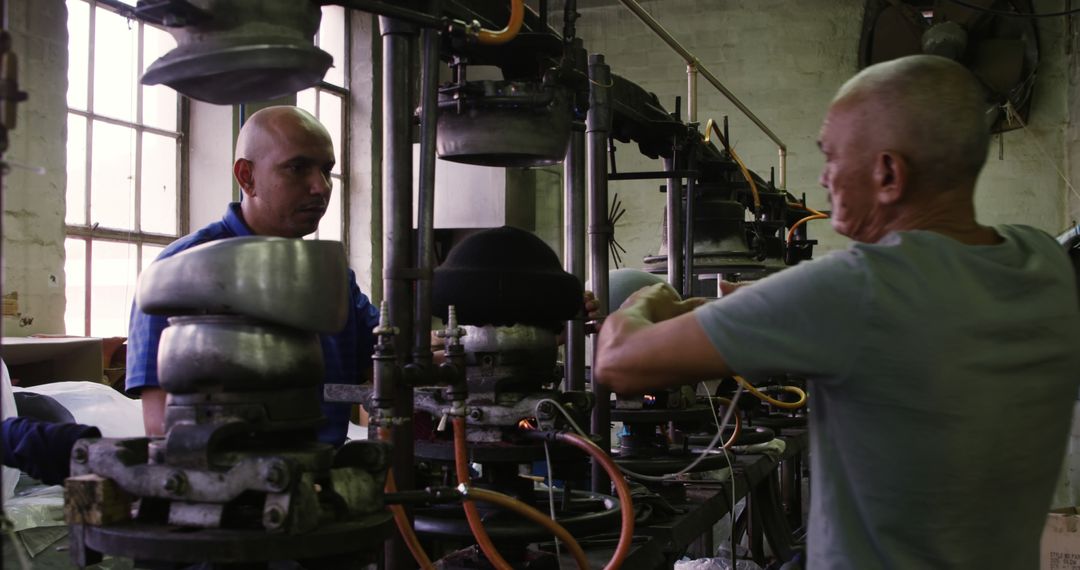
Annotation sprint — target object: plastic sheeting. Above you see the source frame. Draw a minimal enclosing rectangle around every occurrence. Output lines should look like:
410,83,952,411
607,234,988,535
11,381,143,439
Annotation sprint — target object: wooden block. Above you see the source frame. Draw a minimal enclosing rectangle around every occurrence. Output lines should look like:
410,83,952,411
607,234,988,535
64,474,133,526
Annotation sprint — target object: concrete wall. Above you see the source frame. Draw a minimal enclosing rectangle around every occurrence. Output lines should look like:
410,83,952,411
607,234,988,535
2,0,67,336
1068,14,1080,227
348,12,382,300
565,0,1072,274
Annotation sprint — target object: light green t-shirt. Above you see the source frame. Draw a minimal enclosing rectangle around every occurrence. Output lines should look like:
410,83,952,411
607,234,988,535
695,225,1080,569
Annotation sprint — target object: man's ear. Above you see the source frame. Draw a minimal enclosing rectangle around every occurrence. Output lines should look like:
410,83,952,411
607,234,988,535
233,159,255,198
874,150,907,205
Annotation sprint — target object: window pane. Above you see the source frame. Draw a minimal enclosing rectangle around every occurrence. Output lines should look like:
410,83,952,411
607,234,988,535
142,25,177,131
90,120,136,230
141,244,165,271
90,240,137,337
67,0,89,110
319,91,343,174
66,113,87,225
319,6,346,88
64,238,87,336
320,176,343,242
93,6,138,121
296,88,316,116
141,133,178,234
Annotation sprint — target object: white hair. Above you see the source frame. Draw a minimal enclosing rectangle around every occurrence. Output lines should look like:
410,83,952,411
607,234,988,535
835,55,992,189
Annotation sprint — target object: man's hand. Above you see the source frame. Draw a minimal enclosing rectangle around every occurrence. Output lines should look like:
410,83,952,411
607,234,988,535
622,283,708,323
583,290,601,320
718,280,749,297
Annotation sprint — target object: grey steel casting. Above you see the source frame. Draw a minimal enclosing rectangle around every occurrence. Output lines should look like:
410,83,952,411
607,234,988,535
157,316,324,395
136,237,349,334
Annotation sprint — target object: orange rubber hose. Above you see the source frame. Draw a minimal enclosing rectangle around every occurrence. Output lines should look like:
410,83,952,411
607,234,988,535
555,432,635,570
477,0,524,45
465,487,590,569
712,397,742,449
379,427,435,570
453,417,514,570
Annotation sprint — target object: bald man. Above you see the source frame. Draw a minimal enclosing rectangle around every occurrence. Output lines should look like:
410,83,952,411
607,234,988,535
596,55,1080,568
126,106,379,447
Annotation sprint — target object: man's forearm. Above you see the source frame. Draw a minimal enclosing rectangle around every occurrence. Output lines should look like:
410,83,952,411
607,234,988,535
141,387,167,436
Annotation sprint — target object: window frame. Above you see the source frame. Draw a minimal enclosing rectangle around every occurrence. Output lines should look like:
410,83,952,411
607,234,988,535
64,0,189,337
298,5,351,251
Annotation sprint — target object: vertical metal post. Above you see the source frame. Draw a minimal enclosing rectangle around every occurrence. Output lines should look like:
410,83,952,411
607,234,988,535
586,54,612,493
664,155,683,293
682,151,696,299
413,25,439,375
380,16,416,570
564,126,586,392
778,147,787,190
686,62,697,124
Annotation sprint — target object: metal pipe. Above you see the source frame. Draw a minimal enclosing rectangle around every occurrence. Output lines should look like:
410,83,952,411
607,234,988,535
682,152,696,299
778,147,787,190
687,62,697,124
413,25,439,375
616,0,787,181
586,54,612,494
380,16,417,570
664,156,683,294
564,126,586,392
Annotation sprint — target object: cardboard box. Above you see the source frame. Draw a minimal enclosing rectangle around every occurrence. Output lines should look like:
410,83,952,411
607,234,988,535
1042,507,1080,569
0,336,104,387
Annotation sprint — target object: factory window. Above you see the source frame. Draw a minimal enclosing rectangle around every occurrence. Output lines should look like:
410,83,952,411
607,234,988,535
63,0,186,337
297,5,349,245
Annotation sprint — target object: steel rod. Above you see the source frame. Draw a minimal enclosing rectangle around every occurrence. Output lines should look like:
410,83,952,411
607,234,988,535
380,17,417,570
586,54,612,494
413,25,439,374
564,126,586,392
682,152,696,298
664,155,682,294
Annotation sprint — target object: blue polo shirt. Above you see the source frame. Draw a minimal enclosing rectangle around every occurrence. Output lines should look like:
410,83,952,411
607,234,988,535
125,203,379,446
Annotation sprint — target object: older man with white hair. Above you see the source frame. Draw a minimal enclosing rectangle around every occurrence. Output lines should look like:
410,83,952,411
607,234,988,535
595,55,1080,568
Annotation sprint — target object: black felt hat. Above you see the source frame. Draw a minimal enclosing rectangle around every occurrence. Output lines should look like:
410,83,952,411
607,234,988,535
433,226,583,332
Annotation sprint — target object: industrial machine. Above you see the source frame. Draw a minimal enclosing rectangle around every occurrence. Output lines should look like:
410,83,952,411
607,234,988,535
62,1,819,568
66,238,395,568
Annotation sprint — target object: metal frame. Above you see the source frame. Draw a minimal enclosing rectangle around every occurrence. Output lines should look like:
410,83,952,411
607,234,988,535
64,0,188,336
305,7,352,252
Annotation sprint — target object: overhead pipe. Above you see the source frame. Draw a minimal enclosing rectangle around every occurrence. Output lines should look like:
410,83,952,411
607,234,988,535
564,127,586,392
616,0,787,189
586,54,612,494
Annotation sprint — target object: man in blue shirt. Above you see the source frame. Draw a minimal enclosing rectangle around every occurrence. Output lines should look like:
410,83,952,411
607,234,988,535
126,106,379,447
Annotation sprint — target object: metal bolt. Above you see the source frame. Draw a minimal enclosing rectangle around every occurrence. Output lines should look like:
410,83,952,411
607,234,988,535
163,472,186,494
537,402,555,420
468,408,483,421
72,446,88,464
264,506,285,528
265,464,288,489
